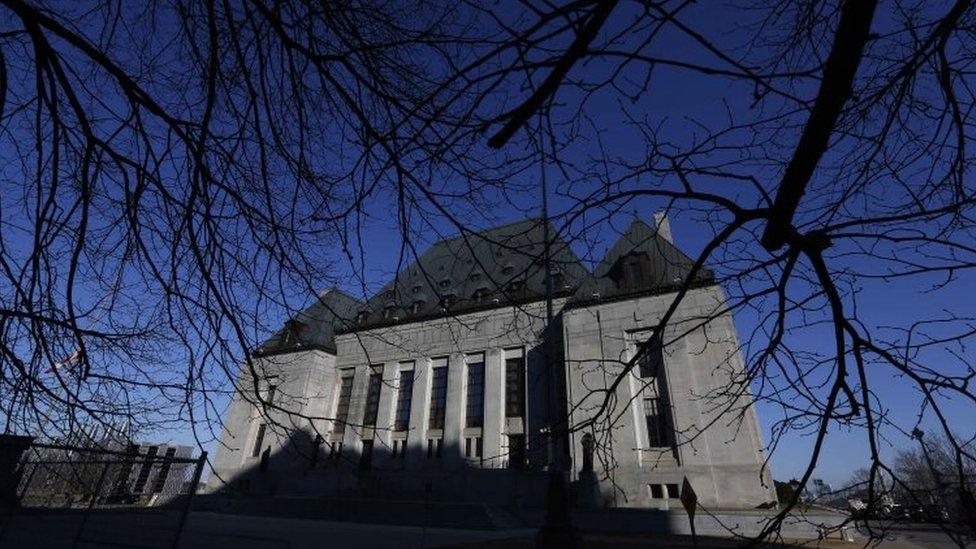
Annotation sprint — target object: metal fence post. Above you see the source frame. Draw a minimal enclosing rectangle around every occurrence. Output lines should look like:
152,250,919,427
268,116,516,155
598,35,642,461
72,461,110,548
171,451,206,549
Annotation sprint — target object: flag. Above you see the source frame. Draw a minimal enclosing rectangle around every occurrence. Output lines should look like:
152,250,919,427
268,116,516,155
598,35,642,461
47,349,82,373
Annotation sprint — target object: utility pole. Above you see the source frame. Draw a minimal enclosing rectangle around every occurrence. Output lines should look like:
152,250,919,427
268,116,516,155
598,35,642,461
535,133,578,548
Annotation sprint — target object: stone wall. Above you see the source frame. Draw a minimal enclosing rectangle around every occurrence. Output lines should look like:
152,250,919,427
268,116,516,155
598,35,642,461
562,285,776,509
210,349,337,490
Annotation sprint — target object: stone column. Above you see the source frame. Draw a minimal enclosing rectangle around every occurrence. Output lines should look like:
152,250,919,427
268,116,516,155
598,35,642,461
406,358,429,466
374,364,398,464
483,348,504,468
444,353,465,464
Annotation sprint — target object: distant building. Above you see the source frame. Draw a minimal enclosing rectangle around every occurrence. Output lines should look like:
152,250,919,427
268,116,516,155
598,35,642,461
21,435,193,506
106,442,194,503
213,216,776,509
805,478,834,501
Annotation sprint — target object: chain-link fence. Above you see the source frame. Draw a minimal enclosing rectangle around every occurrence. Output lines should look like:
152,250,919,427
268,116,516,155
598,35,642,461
0,440,206,548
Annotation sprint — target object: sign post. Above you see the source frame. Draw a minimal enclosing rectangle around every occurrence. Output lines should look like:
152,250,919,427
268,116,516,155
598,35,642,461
681,476,699,549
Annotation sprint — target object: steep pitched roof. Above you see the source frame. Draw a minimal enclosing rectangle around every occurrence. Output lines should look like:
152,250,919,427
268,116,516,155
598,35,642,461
355,218,591,328
265,215,714,340
254,288,364,356
573,218,712,302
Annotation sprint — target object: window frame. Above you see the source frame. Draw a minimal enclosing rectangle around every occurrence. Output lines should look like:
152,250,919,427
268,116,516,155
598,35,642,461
504,348,526,418
251,423,267,458
332,372,355,435
362,365,383,427
428,358,449,430
393,363,415,432
465,354,486,428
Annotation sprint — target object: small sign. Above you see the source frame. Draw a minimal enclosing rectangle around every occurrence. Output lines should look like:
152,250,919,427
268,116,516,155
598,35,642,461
681,476,698,518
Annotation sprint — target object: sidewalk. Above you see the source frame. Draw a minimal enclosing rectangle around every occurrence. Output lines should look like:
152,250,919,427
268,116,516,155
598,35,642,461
441,532,855,548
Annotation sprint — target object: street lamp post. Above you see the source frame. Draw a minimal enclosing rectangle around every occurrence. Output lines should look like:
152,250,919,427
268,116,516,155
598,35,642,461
534,144,578,549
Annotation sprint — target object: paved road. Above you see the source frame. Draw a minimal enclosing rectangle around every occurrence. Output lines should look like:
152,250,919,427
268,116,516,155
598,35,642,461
857,522,974,548
2,509,973,548
0,509,535,548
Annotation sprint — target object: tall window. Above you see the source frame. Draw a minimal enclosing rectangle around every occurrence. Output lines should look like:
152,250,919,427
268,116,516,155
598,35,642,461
429,360,449,430
505,349,526,418
644,397,670,447
333,374,354,434
466,355,485,428
633,331,673,448
636,332,664,378
363,365,383,426
394,366,414,431
251,423,267,457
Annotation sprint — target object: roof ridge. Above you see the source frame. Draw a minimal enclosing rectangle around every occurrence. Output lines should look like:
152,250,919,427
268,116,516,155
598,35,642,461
434,216,546,246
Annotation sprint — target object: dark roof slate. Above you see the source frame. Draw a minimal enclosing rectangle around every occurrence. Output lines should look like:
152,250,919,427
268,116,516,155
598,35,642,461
359,218,591,328
261,216,713,343
254,288,363,356
574,218,712,301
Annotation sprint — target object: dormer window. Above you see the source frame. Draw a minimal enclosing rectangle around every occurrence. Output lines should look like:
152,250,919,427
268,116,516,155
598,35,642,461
550,270,566,291
412,284,423,294
282,320,306,345
469,272,482,282
609,252,651,290
440,294,456,311
472,287,491,303
356,311,370,325
438,278,451,289
411,300,426,315
506,279,526,295
383,304,397,320
502,264,515,275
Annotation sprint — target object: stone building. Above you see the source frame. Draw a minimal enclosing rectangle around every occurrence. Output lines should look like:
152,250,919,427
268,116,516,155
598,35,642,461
212,216,776,509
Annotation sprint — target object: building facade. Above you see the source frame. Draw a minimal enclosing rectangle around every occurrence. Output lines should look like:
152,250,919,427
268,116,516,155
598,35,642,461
212,216,776,509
